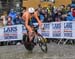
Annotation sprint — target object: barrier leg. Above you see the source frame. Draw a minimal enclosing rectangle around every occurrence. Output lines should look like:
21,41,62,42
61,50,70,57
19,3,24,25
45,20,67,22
63,39,69,45
58,38,63,45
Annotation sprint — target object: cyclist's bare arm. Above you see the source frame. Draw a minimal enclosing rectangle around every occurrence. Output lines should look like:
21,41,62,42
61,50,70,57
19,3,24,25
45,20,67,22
22,12,33,32
34,11,42,28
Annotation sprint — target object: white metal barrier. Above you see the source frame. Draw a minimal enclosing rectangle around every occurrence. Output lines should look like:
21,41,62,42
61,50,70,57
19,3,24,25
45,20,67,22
0,21,75,44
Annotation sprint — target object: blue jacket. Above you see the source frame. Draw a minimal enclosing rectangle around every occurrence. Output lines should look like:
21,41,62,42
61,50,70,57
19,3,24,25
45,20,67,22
66,12,75,21
8,10,17,21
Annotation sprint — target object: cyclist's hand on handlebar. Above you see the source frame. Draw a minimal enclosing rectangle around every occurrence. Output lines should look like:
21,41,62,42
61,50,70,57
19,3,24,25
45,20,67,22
41,25,44,30
39,25,45,30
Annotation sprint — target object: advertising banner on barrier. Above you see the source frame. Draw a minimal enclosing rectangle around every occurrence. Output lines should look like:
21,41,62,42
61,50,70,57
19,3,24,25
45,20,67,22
63,21,73,39
40,23,51,38
22,25,27,34
3,25,22,41
51,22,63,38
0,28,4,41
72,21,75,39
0,21,75,42
4,26,18,40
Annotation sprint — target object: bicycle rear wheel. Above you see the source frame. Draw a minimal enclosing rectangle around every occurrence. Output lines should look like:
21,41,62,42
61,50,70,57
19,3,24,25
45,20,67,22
37,34,47,53
23,34,34,51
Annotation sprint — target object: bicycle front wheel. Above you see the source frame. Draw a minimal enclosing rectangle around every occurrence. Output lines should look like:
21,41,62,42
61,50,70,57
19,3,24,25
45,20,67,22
37,34,47,53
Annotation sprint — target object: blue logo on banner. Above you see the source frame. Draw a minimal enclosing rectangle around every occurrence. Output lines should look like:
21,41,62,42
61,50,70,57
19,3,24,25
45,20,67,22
52,23,61,29
22,25,26,31
52,23,61,37
22,25,27,33
64,22,72,29
4,27,17,32
43,23,50,29
64,22,72,37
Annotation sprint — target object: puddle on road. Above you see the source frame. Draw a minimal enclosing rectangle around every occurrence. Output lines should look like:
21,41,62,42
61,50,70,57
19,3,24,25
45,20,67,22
0,50,48,59
0,45,75,59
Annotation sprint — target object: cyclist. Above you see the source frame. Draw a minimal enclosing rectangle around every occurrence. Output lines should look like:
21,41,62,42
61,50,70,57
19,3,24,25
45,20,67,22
22,7,42,43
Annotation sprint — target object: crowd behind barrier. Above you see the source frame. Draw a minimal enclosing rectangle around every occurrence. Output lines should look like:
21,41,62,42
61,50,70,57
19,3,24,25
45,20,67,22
0,4,75,27
0,4,75,46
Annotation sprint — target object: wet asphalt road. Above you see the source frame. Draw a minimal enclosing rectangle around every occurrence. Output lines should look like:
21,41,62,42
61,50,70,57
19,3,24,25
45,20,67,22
0,43,75,59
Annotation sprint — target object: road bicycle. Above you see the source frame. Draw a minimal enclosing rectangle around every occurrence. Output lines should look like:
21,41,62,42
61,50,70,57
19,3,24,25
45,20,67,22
22,25,48,53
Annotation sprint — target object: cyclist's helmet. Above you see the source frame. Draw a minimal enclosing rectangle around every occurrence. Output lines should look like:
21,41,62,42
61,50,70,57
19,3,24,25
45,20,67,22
28,7,35,13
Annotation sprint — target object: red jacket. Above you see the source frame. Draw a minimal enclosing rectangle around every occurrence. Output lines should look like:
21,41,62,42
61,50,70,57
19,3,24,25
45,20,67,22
72,9,75,17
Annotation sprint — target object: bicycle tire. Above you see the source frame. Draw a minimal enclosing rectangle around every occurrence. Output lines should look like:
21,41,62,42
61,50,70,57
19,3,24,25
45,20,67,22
37,34,48,53
23,34,34,51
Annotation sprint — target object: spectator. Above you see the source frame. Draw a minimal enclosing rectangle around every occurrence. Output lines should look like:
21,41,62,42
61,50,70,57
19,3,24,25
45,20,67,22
54,11,62,22
66,12,73,21
60,5,67,14
13,15,23,25
8,9,17,22
47,16,53,22
39,8,45,22
57,5,67,21
66,8,75,21
43,13,48,22
66,5,71,13
47,4,54,13
21,7,27,16
6,16,14,26
37,4,42,13
0,15,7,26
72,8,75,17
0,18,3,27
